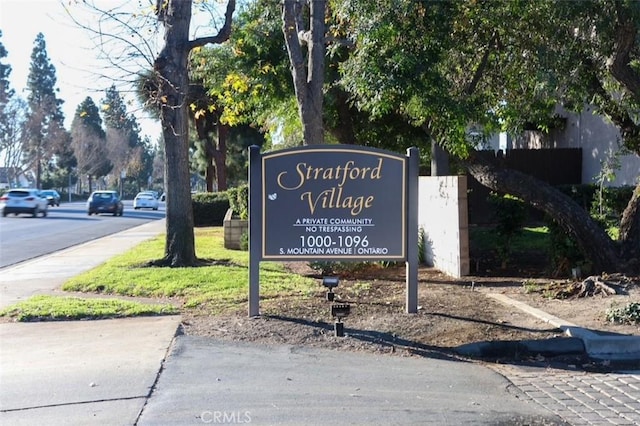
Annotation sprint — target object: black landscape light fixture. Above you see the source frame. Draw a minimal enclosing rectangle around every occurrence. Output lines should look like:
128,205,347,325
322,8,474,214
322,276,339,301
331,303,350,319
331,303,351,337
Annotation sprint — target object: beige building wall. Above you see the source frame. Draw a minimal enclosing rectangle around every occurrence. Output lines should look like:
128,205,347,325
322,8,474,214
418,176,470,278
511,105,640,186
559,105,639,186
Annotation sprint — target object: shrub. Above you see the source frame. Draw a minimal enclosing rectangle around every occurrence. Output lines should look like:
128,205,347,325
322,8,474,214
606,302,640,325
239,230,249,251
227,184,249,219
556,184,597,211
545,217,587,276
307,261,394,276
556,184,634,227
487,192,527,268
192,192,230,226
418,227,427,264
590,185,635,229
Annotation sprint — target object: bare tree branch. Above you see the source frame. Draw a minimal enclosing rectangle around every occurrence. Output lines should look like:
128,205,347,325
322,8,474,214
188,0,235,49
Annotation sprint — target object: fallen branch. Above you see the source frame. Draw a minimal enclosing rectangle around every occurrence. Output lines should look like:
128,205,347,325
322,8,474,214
539,274,637,299
575,276,618,298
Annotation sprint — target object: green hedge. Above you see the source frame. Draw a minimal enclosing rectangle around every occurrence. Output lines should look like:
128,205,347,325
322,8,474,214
192,192,230,226
487,192,527,268
226,184,249,219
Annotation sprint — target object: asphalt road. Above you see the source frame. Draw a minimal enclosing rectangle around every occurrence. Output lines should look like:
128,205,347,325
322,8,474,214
0,200,165,268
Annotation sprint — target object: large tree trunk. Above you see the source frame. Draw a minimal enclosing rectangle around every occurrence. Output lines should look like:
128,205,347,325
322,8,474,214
205,153,215,192
214,123,228,191
282,0,325,145
155,0,197,266
619,182,640,271
195,111,228,193
194,103,217,193
465,151,623,273
431,142,450,176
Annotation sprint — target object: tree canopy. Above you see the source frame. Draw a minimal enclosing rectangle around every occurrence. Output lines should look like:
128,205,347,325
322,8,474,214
70,96,110,192
24,33,68,189
189,0,639,273
336,0,639,272
0,30,14,145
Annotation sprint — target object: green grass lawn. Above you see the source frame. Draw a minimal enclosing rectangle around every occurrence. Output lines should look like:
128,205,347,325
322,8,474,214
1,227,316,321
62,227,316,310
0,295,178,322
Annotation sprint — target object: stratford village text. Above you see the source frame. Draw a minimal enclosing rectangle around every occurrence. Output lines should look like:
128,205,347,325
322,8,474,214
276,159,384,216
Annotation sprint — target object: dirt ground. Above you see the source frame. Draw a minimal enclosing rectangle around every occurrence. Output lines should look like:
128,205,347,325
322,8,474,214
182,262,640,366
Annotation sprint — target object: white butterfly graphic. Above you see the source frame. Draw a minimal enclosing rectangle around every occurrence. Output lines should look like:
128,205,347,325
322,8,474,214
268,193,277,200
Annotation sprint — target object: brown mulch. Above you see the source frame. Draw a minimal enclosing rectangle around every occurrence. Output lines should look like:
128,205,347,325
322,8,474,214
182,261,639,367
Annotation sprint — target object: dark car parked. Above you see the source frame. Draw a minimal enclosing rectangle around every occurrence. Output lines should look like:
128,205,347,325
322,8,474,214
41,189,61,207
87,190,124,216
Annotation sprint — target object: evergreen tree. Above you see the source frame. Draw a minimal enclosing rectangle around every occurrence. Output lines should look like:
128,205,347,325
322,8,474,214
0,30,15,144
70,97,110,193
135,136,155,191
102,85,140,147
101,85,137,177
151,135,165,189
225,124,265,186
24,33,66,189
41,128,76,190
102,85,151,195
0,31,29,187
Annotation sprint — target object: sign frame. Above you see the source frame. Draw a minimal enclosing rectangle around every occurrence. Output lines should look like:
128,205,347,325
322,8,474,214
248,145,419,316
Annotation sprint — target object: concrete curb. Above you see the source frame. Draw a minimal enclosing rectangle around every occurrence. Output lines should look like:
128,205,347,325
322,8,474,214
456,337,585,358
565,327,640,360
480,293,640,361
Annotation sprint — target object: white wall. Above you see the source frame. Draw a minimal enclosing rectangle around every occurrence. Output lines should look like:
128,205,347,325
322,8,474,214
418,176,470,278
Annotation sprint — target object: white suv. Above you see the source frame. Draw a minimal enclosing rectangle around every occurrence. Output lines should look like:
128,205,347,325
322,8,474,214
0,188,49,217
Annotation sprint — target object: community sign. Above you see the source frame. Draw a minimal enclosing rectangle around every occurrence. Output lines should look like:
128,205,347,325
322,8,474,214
259,145,407,261
248,144,419,316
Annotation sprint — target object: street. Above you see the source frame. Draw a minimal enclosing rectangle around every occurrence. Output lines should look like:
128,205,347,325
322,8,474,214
0,200,164,268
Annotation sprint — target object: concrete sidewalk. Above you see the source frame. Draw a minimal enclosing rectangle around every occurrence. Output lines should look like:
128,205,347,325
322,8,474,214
0,219,181,425
0,316,181,425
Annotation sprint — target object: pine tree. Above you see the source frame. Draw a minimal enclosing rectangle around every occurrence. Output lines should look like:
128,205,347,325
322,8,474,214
101,85,140,146
101,85,150,194
70,97,111,193
0,31,30,187
24,33,65,189
0,30,15,142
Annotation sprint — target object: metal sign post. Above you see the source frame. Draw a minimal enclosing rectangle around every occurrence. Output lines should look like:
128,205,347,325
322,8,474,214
405,147,419,313
249,146,262,317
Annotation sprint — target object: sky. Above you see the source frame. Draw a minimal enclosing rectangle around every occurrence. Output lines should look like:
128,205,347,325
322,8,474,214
0,0,162,142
